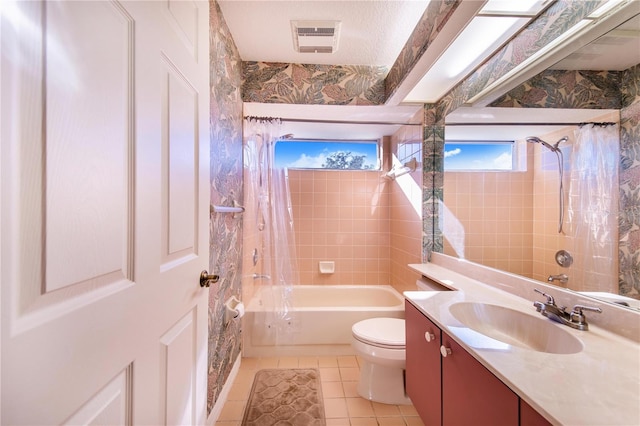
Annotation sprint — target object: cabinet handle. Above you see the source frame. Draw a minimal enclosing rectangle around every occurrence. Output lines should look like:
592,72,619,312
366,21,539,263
440,345,452,358
424,332,435,343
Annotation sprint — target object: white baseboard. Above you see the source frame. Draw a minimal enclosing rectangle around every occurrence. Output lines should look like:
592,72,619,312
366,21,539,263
206,353,242,425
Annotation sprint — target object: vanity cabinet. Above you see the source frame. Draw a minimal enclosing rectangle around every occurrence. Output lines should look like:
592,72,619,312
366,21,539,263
406,300,548,426
406,298,442,425
520,400,553,426
441,332,518,425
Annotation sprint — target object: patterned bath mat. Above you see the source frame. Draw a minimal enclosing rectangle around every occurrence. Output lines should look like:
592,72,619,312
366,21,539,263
242,368,326,426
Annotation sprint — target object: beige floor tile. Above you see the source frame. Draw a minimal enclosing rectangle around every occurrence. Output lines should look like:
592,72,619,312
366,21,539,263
324,398,349,418
298,356,319,368
226,379,253,401
239,358,259,370
318,356,339,367
232,368,256,385
326,418,351,426
320,367,342,382
403,415,425,426
322,381,346,398
342,381,360,398
346,397,375,417
337,355,359,367
227,357,425,426
371,402,402,417
398,404,418,416
349,418,378,426
214,421,239,426
277,356,299,368
339,367,360,382
217,400,245,421
377,417,406,426
256,357,279,368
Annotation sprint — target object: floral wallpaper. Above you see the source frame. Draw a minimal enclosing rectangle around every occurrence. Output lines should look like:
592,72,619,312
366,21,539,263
385,0,460,101
620,64,640,298
422,104,444,261
621,64,640,107
490,70,622,110
242,62,387,105
208,0,244,413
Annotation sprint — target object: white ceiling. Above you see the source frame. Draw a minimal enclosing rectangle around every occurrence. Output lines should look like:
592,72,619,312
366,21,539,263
551,14,640,70
217,0,430,66
219,0,640,140
445,107,619,141
244,102,423,139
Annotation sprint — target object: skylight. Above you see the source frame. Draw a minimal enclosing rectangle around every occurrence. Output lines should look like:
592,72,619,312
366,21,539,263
403,0,550,103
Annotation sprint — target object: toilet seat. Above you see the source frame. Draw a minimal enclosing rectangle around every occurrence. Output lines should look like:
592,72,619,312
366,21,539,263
352,318,405,349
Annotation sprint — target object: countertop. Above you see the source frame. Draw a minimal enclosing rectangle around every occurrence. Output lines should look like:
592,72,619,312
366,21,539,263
406,262,640,426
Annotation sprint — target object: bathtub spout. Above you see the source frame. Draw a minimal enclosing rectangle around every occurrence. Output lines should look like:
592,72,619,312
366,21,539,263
252,273,271,280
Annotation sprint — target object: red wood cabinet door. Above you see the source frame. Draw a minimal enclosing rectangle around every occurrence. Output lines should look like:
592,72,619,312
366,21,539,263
441,333,519,426
405,301,442,426
520,399,552,426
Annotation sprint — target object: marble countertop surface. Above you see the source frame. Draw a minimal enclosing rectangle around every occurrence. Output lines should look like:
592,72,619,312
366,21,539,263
406,261,640,426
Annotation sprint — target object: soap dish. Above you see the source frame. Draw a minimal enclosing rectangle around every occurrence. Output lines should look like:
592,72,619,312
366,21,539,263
319,261,335,274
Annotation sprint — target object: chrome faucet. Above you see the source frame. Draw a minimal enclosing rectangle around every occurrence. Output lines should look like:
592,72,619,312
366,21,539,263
547,274,569,284
533,288,602,331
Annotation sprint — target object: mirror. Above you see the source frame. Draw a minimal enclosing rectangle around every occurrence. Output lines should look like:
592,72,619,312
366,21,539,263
440,13,640,309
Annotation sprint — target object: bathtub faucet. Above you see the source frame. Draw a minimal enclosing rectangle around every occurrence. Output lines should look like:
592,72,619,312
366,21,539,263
547,274,568,284
252,273,271,280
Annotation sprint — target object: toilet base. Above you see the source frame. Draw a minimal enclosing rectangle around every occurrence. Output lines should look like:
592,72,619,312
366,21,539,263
357,360,413,405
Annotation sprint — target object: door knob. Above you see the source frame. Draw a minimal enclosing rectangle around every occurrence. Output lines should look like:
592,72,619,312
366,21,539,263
200,270,219,287
425,332,435,342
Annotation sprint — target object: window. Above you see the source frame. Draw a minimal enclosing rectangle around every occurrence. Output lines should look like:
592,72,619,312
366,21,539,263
275,140,380,170
444,141,515,171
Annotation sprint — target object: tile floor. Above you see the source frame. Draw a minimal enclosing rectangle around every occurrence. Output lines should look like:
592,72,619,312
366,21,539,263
215,356,424,426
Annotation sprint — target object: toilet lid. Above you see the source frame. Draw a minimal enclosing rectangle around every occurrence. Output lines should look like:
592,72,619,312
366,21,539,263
352,318,405,348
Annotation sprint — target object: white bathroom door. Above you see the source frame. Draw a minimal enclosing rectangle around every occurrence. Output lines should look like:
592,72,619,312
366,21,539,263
1,1,211,424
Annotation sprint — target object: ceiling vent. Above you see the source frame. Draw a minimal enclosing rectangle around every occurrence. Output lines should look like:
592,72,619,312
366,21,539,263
291,20,341,53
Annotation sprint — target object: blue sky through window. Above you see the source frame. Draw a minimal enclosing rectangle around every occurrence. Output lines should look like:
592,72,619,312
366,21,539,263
444,142,513,170
275,140,378,169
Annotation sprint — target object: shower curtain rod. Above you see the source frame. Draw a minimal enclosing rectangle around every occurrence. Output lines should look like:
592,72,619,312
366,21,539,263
244,116,421,126
446,121,617,126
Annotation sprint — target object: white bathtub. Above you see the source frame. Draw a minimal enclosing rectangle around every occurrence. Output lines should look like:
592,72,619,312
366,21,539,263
242,285,405,357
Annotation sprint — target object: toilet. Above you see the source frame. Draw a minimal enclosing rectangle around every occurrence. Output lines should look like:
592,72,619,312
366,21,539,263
351,317,410,405
351,278,449,405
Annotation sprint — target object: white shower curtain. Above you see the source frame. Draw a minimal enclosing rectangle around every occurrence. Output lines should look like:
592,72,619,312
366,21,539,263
243,117,299,344
567,123,619,294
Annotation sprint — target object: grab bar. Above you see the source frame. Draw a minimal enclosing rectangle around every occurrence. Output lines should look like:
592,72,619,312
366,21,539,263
211,202,245,215
212,205,245,214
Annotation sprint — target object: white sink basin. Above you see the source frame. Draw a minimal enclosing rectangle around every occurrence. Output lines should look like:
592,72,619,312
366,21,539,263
449,302,583,354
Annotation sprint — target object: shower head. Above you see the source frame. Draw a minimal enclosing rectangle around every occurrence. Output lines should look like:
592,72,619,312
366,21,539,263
526,136,566,152
555,136,568,148
527,135,568,234
526,136,555,151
